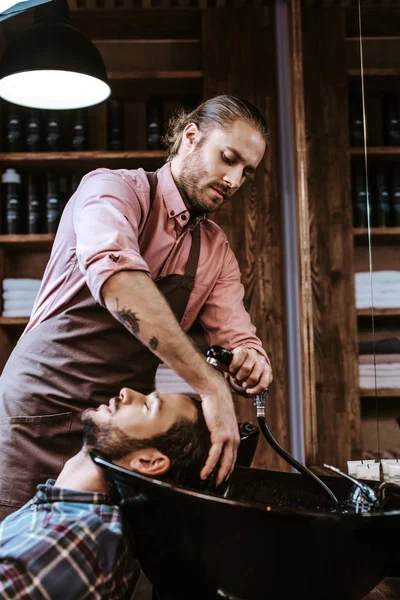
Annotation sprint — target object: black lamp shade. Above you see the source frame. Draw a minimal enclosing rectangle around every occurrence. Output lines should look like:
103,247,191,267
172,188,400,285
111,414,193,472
0,20,108,83
0,11,111,109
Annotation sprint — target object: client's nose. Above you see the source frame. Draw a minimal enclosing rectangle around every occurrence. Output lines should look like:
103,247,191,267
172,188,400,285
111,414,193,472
119,387,137,404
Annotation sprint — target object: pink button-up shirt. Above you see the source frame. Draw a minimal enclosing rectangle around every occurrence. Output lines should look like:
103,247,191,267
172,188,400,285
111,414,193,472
26,163,268,360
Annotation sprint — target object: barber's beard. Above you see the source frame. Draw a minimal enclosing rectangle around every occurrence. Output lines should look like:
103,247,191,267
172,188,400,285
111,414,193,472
178,148,218,216
82,410,139,461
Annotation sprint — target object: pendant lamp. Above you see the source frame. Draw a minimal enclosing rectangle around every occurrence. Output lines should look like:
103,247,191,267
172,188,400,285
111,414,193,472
0,0,111,109
0,0,52,23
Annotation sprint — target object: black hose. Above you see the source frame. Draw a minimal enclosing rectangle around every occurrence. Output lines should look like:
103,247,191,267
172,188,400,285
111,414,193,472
257,415,340,510
205,346,340,510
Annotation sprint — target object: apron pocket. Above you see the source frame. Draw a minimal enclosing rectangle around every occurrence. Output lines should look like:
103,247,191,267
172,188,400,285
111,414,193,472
0,411,75,508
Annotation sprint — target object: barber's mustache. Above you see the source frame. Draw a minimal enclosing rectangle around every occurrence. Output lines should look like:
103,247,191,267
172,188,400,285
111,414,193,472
110,396,120,412
212,184,232,199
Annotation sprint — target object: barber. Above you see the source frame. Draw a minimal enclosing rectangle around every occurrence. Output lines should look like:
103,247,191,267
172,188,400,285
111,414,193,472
0,94,273,520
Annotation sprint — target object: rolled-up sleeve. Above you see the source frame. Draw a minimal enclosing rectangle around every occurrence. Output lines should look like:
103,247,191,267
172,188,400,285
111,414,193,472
199,242,270,364
73,169,151,306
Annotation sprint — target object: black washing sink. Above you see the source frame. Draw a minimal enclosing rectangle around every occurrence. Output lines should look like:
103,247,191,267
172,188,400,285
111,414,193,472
94,457,400,600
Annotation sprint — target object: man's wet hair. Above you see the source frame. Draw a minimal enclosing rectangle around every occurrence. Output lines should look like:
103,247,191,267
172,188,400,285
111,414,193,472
163,94,269,161
85,396,211,489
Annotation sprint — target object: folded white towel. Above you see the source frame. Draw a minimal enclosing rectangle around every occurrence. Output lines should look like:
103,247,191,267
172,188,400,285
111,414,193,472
359,380,400,388
356,288,400,302
356,298,400,304
2,308,32,317
359,362,400,388
356,271,400,283
155,365,196,394
360,363,400,372
3,299,35,308
356,288,400,307
356,288,400,295
356,300,400,308
357,286,400,294
2,278,41,292
2,292,39,301
2,299,36,311
356,288,400,292
357,288,400,296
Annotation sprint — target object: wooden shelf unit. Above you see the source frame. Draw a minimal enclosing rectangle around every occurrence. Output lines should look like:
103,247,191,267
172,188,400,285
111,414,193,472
347,37,400,457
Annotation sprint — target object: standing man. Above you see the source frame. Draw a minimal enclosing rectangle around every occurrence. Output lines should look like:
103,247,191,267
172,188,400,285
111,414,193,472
0,94,272,520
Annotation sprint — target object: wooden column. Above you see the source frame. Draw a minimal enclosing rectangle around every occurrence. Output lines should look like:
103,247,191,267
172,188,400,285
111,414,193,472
202,8,290,471
300,7,361,469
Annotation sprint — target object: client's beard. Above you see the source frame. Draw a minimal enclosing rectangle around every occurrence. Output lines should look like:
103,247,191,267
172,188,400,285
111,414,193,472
82,410,140,461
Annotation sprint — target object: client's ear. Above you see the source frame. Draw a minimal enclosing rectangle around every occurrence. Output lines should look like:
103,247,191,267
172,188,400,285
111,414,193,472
128,448,171,477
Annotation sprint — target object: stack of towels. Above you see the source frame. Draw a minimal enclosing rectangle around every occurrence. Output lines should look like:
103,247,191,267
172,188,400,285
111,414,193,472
155,363,196,395
2,278,41,317
356,270,400,308
359,337,400,389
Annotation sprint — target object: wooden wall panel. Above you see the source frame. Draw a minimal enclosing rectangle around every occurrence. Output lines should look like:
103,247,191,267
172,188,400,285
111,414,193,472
70,9,201,39
288,0,317,464
202,8,290,471
301,8,361,469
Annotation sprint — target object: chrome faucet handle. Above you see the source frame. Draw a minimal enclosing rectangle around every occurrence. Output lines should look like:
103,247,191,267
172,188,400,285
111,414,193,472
206,345,233,373
206,346,269,403
323,464,379,513
254,389,269,417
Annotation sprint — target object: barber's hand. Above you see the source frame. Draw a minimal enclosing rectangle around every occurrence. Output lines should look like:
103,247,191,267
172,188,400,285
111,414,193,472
229,347,273,395
199,381,240,487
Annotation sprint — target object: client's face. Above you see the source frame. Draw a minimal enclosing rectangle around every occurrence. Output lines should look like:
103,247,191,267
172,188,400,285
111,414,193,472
82,388,198,460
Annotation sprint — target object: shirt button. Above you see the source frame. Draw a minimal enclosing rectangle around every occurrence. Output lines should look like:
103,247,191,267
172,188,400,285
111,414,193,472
170,210,175,216
181,214,187,221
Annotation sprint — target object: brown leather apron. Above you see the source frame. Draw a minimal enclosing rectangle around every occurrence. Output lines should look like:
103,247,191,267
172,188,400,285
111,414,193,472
0,172,201,519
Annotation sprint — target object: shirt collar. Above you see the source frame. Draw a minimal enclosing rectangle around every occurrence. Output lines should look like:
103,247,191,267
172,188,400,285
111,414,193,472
32,479,111,506
157,163,207,227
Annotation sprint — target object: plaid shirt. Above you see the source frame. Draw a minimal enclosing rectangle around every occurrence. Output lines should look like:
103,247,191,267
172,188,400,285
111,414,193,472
0,480,151,599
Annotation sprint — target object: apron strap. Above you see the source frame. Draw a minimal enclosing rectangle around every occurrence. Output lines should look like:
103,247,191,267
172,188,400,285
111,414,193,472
146,171,159,208
146,170,201,282
184,224,201,280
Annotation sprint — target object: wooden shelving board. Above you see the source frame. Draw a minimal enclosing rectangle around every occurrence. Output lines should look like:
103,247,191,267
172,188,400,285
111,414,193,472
354,228,400,245
354,228,400,236
348,68,400,77
0,317,29,326
360,388,400,397
108,70,203,80
69,0,265,10
350,147,400,156
357,308,400,316
0,151,165,165
0,234,55,251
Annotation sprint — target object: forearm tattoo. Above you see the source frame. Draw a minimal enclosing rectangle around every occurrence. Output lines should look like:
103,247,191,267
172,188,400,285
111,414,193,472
115,301,140,336
149,336,158,350
114,299,158,350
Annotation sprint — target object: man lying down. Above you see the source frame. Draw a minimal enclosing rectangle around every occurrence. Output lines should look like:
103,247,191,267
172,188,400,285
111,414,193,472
0,388,210,600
